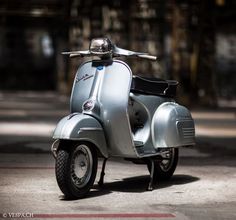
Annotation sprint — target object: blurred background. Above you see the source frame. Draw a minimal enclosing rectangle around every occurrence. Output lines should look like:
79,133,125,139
0,1,236,217
0,0,235,106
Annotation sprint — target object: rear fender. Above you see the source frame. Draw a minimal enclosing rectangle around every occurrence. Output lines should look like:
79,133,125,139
53,113,108,158
152,102,195,148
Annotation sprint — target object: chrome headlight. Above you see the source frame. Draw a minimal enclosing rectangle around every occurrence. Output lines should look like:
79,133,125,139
89,38,113,55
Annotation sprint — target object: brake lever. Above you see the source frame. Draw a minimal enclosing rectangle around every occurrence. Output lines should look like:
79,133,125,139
69,54,83,58
61,50,91,57
113,46,157,61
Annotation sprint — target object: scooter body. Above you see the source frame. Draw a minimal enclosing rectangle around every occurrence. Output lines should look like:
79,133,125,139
52,38,195,199
53,59,194,157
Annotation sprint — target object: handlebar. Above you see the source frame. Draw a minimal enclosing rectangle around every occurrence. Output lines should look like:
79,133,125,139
137,54,157,61
61,38,157,61
62,51,157,61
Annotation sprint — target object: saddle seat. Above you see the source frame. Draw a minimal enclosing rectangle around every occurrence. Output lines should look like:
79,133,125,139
131,75,178,97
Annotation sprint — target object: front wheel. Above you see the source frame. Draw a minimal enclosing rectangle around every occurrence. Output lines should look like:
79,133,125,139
55,141,98,199
147,148,178,181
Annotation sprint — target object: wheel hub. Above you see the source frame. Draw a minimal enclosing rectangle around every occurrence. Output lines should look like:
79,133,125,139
159,148,175,172
71,144,93,188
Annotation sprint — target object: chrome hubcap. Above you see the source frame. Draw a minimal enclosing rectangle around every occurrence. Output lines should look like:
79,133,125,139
71,144,93,188
159,148,175,172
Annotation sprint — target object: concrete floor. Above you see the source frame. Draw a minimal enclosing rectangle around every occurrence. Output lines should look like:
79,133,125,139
0,92,236,220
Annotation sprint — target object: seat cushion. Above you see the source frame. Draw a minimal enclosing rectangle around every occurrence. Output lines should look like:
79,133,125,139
131,76,178,97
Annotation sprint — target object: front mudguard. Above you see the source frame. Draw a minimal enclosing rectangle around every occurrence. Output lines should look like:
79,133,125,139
152,102,195,148
52,113,108,158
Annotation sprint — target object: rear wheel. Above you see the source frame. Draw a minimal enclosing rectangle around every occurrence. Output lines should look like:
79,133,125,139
55,141,98,199
147,148,178,181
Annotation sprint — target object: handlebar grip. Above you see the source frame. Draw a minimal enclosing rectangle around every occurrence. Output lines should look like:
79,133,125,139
137,54,157,61
69,54,82,58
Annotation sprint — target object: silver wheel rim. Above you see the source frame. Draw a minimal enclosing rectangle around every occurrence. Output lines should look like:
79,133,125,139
159,148,175,172
71,144,93,188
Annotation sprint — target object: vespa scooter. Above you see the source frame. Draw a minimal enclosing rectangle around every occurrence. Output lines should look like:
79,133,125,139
51,38,195,199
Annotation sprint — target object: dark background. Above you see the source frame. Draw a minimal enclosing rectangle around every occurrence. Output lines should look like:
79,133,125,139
0,2,236,218
0,0,235,106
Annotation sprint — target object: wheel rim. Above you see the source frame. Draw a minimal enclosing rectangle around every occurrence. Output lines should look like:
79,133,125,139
159,148,175,172
71,144,93,188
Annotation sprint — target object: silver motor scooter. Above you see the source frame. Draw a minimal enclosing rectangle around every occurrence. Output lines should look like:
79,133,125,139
52,38,195,199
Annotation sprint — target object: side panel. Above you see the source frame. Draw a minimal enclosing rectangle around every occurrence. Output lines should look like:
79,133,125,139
53,113,108,157
129,93,173,156
152,102,195,148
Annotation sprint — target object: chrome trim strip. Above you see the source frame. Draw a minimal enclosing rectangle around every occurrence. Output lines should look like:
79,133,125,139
51,139,60,159
79,128,103,131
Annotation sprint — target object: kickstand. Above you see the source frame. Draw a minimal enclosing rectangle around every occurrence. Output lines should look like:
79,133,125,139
147,159,155,191
98,158,107,187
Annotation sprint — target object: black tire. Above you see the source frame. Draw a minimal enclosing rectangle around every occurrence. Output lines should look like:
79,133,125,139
147,148,178,181
55,141,98,199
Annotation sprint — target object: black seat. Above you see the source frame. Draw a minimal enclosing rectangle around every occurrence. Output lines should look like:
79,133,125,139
131,76,178,97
